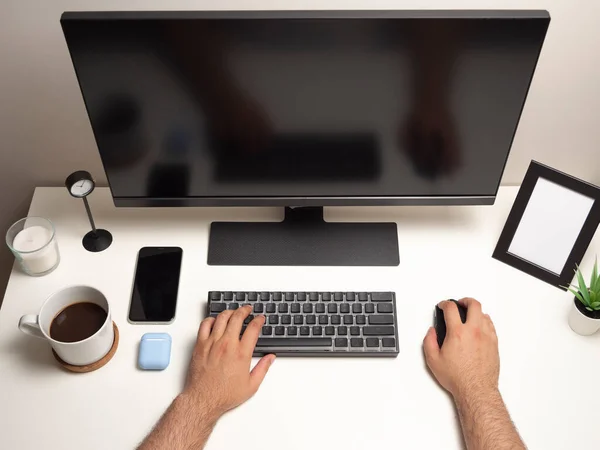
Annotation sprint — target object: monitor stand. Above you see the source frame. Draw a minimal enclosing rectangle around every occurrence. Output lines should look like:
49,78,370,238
208,207,399,266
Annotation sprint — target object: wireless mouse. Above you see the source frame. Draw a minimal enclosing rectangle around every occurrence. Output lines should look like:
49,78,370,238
434,299,468,347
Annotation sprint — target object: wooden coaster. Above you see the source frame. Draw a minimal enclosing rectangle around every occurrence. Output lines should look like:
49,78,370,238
52,322,119,373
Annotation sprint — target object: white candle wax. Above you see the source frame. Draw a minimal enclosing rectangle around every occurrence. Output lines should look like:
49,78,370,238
12,225,59,274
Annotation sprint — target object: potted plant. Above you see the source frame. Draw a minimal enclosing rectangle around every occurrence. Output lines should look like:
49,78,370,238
565,259,600,335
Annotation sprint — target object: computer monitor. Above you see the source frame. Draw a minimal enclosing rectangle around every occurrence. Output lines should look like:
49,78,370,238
61,10,550,266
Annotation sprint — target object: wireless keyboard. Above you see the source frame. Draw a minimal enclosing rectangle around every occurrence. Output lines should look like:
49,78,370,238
207,291,399,356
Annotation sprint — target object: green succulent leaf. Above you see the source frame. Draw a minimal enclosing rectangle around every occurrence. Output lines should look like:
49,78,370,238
590,302,600,310
590,291,597,304
586,306,594,312
569,288,589,307
576,267,591,303
591,259,600,293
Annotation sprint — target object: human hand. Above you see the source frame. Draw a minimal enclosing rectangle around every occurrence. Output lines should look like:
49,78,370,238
183,306,275,419
423,298,499,399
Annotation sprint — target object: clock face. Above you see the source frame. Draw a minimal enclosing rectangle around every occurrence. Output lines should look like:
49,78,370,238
70,179,94,197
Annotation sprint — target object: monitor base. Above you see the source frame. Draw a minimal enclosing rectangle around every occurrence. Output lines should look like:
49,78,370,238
208,207,399,266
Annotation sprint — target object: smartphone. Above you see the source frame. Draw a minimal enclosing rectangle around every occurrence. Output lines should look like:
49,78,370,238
128,247,183,324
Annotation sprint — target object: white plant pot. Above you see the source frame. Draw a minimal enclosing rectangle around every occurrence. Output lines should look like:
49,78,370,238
568,300,600,336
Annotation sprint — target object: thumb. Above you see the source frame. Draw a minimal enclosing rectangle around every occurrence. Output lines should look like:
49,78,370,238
250,354,276,392
423,327,440,366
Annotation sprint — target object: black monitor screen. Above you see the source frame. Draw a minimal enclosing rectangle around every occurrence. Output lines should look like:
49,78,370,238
62,12,549,204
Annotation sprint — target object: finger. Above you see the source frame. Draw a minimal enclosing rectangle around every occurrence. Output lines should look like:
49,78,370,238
458,298,483,324
439,301,462,331
210,310,235,341
224,305,253,339
198,317,216,341
249,354,276,393
241,315,266,354
423,327,440,366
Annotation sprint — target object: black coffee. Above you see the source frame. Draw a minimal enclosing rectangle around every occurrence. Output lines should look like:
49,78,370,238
50,302,107,343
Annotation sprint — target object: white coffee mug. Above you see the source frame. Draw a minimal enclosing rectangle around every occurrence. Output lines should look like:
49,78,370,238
18,286,114,366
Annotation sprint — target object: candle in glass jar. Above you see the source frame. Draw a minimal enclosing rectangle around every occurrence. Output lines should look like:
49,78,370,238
12,226,59,274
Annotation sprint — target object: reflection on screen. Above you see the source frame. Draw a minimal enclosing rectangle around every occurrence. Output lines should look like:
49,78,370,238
62,16,548,199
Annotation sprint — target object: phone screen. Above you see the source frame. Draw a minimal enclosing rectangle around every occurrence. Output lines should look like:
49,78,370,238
129,247,182,323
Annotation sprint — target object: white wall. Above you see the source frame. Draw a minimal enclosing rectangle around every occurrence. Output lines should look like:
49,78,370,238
1,0,600,297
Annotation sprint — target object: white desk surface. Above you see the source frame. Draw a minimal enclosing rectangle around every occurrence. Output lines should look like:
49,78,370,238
1,187,599,450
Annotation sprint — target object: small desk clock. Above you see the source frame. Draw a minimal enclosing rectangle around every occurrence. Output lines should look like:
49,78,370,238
65,170,113,252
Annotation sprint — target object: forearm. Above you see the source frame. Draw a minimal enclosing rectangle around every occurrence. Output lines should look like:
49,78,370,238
138,393,219,450
455,387,525,450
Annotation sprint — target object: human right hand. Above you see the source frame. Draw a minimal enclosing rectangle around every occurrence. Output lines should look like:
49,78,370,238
423,299,499,399
183,306,275,419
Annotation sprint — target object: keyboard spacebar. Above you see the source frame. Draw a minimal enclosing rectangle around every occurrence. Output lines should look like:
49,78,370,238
256,338,332,347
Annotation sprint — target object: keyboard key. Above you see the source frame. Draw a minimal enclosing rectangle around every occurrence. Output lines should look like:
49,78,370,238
297,292,306,301
275,326,285,335
229,303,239,310
288,326,298,336
351,338,364,347
369,315,394,325
306,315,316,325
340,304,350,314
334,292,344,301
266,304,276,313
210,313,219,318
244,315,254,325
273,292,282,301
366,338,379,347
260,292,270,301
365,303,375,314
358,292,368,302
346,292,356,301
316,304,326,314
325,326,335,336
210,303,226,313
338,326,348,335
223,291,233,301
335,338,348,347
350,326,360,336
278,303,289,313
331,315,341,325
319,315,328,325
303,304,313,313
309,292,319,301
268,316,279,325
371,292,393,302
328,303,338,313
240,325,247,335
256,338,332,347
262,326,272,336
356,315,366,325
285,292,295,302
300,326,310,336
313,326,323,336
291,304,301,313
210,291,221,300
281,315,292,325
352,304,362,313
343,315,353,325
236,292,246,301
294,315,303,325
363,326,395,336
248,292,258,301
382,338,396,348
377,303,394,313
322,292,331,301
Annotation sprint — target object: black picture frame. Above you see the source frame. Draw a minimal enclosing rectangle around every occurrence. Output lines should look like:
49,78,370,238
493,160,600,290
